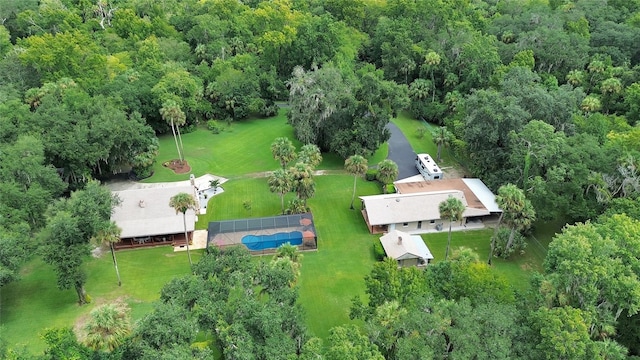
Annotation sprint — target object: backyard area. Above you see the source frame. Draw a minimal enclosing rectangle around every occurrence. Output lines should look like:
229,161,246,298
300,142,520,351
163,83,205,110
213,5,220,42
0,109,558,353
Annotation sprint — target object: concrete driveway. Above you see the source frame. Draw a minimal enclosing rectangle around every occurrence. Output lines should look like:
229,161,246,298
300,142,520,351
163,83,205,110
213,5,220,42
385,122,420,180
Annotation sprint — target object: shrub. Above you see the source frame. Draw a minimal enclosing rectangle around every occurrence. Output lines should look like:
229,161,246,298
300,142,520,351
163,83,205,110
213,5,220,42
260,103,279,118
373,241,386,261
286,198,308,214
365,168,378,181
415,127,427,139
385,184,396,193
493,228,527,259
207,120,223,134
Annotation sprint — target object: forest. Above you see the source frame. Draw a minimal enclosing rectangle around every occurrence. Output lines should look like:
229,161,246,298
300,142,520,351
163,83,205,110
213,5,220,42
2,0,640,358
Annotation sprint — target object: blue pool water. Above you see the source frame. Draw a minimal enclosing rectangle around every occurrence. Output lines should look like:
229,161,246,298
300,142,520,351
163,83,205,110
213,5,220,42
241,231,303,251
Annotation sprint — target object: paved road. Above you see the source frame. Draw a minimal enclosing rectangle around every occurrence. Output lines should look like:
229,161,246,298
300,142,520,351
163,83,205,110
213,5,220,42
386,122,420,180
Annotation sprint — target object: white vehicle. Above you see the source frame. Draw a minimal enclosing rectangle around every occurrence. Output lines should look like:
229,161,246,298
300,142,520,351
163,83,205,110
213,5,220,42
415,153,443,180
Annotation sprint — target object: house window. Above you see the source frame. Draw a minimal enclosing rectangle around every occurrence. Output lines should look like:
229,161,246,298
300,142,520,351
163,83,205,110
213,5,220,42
430,220,435,224
403,222,409,227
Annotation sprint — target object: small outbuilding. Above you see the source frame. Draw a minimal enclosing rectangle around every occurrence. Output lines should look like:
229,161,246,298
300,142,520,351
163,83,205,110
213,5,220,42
380,230,434,267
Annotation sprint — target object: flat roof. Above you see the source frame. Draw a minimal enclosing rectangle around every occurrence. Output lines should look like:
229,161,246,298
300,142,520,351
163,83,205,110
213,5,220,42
111,186,196,238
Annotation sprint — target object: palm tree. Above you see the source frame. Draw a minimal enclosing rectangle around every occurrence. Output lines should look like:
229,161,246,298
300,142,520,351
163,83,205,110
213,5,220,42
289,162,315,206
439,196,466,260
409,79,431,102
169,192,197,267
424,50,441,102
160,100,186,163
345,155,368,210
91,221,123,286
84,302,131,352
268,168,292,215
376,159,398,192
271,137,296,169
431,126,452,162
298,143,323,169
488,184,536,265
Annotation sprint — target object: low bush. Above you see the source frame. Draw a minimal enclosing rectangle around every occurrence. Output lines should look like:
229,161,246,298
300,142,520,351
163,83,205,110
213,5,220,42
373,241,386,261
207,120,223,134
493,228,527,259
365,168,378,181
384,184,396,193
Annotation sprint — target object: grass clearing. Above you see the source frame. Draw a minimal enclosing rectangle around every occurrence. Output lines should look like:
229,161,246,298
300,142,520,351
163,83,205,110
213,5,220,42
145,109,388,183
0,247,202,353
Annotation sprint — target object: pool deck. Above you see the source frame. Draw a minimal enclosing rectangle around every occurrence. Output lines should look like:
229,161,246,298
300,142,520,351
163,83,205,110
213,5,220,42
209,226,304,248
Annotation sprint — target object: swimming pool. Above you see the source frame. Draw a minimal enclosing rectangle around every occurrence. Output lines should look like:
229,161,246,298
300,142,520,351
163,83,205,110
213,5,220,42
241,231,303,251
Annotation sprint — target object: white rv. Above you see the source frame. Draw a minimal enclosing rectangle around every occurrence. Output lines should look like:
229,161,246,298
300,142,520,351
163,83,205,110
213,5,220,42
415,154,443,180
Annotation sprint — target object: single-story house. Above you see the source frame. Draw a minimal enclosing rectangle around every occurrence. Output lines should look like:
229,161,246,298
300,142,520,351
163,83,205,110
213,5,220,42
360,178,501,234
111,185,197,249
380,230,434,267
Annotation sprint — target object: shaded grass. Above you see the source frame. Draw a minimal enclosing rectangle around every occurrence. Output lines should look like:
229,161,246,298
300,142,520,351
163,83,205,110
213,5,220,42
0,247,202,354
422,229,538,291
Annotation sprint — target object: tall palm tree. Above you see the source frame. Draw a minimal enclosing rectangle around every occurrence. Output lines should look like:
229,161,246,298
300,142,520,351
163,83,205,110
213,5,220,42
289,162,315,206
268,168,292,215
345,155,368,210
431,126,452,162
84,302,131,352
160,100,186,163
439,196,466,260
91,221,123,286
376,159,398,192
271,137,296,169
169,192,197,267
424,50,441,102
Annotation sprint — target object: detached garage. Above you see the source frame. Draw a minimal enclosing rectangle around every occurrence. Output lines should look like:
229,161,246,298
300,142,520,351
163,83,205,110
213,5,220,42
380,230,434,267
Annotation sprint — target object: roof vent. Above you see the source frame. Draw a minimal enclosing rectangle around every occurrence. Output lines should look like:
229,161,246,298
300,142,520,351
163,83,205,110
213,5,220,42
139,200,146,208
397,236,403,244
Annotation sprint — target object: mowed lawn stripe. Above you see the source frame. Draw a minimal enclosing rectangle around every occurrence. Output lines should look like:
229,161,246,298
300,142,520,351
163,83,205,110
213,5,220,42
299,175,381,339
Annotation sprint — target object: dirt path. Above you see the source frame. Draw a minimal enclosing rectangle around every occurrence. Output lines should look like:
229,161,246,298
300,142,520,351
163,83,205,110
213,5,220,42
237,169,348,179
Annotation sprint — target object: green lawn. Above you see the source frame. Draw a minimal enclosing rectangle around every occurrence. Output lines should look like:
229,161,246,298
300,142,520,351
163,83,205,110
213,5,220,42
299,175,382,339
0,247,203,353
145,109,389,183
422,229,543,291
